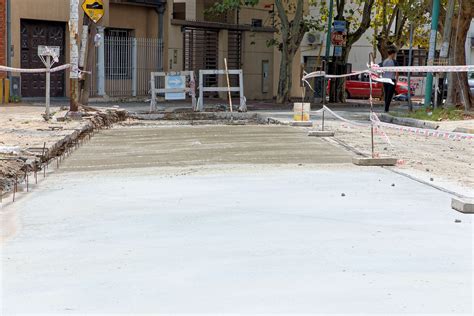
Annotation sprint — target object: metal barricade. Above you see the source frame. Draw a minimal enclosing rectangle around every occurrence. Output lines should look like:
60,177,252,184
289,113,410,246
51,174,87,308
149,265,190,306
150,71,196,112
198,69,247,112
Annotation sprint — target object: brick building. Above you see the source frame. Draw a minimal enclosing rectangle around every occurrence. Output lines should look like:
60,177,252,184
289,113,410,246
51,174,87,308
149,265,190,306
0,0,6,79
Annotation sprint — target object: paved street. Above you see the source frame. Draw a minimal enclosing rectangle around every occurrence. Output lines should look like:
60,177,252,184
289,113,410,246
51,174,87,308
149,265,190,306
1,124,472,314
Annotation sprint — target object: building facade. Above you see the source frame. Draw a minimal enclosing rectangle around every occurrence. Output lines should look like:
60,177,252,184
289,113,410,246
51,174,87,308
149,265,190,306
3,0,277,101
168,0,275,100
6,0,166,98
0,0,5,79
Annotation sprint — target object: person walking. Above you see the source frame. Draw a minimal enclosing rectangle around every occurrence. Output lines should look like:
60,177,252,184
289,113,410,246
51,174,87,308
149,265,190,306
382,45,399,112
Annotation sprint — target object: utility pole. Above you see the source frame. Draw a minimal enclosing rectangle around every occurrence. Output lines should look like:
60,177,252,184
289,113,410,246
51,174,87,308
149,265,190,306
69,0,80,113
437,0,455,108
322,0,334,105
423,0,441,108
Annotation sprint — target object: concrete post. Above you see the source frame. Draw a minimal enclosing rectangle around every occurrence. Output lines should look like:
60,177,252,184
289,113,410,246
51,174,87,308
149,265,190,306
97,26,106,97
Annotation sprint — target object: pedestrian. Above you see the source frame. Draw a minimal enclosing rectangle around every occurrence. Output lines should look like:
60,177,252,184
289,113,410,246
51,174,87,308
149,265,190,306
382,45,399,112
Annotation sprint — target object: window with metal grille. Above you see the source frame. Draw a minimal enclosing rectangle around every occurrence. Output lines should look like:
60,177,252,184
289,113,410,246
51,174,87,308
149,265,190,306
105,29,132,79
183,28,219,92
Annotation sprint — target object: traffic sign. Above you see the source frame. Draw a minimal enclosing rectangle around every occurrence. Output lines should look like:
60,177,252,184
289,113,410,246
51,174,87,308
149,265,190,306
333,20,346,33
82,0,105,23
165,75,186,100
331,32,347,46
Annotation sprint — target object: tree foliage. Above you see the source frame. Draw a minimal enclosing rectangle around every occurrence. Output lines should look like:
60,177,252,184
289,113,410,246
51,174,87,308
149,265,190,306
371,0,431,60
210,0,323,103
310,0,376,102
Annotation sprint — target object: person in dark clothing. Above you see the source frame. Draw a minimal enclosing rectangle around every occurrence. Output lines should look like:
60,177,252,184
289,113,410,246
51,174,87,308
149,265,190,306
382,45,399,112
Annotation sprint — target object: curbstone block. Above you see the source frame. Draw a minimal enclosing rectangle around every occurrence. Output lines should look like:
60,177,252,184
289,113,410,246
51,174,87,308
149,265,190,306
308,130,335,137
451,197,474,214
352,157,397,166
290,121,313,127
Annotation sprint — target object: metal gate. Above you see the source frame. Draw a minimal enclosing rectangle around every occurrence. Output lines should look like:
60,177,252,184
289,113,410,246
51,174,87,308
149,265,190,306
227,30,242,88
20,20,66,97
183,27,219,92
89,37,163,97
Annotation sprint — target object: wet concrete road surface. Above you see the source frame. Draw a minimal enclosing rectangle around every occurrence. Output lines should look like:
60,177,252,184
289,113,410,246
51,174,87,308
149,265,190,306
59,125,352,171
1,124,472,314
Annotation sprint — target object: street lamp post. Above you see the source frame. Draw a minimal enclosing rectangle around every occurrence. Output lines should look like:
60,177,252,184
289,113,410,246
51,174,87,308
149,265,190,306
423,0,441,108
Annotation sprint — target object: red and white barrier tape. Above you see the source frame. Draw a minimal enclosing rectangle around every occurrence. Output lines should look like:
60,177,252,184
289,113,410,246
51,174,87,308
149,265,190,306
314,106,473,141
303,63,474,86
322,106,369,127
370,116,474,140
0,64,72,74
303,69,368,80
370,63,474,74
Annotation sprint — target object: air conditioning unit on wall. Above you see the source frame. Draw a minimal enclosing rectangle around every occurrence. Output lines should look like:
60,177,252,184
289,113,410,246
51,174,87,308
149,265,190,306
305,32,322,46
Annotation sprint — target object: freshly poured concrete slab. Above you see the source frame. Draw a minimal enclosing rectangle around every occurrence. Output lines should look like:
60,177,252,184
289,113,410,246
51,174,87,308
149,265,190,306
59,125,351,172
2,166,472,314
1,125,472,314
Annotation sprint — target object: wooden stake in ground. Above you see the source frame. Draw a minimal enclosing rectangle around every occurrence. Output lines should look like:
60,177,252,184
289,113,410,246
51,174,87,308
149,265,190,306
224,58,233,113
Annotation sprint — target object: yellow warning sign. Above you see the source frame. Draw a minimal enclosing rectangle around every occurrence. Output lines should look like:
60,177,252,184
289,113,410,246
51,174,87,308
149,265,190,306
82,0,104,24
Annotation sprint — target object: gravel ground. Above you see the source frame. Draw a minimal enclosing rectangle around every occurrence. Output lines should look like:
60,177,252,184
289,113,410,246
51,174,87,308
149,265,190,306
0,105,86,149
311,114,474,196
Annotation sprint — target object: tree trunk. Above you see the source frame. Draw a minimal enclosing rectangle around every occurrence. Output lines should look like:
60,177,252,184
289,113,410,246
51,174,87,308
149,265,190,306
376,35,389,61
446,2,472,111
330,44,353,103
277,47,293,104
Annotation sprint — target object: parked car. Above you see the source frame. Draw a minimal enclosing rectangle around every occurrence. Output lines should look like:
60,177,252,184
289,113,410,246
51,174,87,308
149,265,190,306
347,73,414,98
328,73,414,99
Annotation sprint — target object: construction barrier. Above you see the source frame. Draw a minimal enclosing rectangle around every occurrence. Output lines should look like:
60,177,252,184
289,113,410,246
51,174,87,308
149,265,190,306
198,69,247,112
302,62,474,146
149,71,196,112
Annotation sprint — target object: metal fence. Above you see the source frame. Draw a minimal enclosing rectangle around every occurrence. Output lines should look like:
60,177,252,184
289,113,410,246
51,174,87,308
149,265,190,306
90,37,163,97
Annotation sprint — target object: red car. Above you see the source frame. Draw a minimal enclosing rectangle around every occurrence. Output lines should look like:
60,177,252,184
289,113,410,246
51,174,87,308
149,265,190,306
328,73,414,99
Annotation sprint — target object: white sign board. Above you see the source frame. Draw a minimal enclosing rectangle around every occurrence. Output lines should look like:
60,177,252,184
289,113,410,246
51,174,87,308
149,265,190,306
165,75,186,100
38,45,60,57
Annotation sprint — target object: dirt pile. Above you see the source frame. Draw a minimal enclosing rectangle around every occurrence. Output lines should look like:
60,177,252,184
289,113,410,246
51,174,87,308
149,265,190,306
0,107,127,196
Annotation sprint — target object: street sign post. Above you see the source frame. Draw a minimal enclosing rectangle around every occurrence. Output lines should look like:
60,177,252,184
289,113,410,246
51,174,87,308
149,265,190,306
81,0,104,23
38,45,60,120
